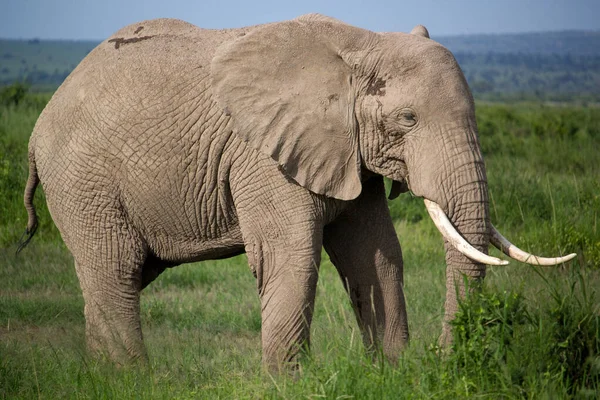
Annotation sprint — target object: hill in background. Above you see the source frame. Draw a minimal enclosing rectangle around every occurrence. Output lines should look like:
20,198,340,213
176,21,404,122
437,30,600,55
0,39,97,91
436,31,600,102
1,30,599,101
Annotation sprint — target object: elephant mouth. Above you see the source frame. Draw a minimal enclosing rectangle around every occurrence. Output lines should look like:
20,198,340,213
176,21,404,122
388,180,408,200
423,199,577,266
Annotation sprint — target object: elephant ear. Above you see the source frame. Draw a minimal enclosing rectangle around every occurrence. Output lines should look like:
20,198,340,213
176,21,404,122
211,18,362,200
410,25,430,38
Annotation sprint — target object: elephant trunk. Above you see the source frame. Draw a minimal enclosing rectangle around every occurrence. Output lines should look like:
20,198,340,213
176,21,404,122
433,126,492,345
431,166,577,344
421,123,576,344
439,177,490,345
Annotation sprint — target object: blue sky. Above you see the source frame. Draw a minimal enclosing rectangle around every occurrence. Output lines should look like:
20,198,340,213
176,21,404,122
2,0,599,40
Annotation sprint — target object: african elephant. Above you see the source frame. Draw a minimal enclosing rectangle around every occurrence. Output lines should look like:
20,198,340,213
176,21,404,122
20,14,574,370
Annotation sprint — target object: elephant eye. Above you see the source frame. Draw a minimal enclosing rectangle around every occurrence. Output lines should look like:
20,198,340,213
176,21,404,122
384,108,417,137
398,109,417,127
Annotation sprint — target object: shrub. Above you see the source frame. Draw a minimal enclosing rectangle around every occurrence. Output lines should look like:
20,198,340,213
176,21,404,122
445,269,600,396
0,82,29,106
450,285,527,371
537,268,600,393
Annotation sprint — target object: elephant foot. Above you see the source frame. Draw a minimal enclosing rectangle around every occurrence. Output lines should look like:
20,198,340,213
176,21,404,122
437,322,454,350
84,299,148,365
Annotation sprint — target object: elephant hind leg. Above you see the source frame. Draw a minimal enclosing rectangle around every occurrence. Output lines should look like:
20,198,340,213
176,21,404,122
323,177,409,360
69,211,148,364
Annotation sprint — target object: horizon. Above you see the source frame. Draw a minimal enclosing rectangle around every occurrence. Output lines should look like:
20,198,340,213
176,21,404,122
2,27,600,42
1,0,599,41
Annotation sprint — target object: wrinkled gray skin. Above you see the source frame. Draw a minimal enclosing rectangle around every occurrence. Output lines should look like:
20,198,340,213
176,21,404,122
23,15,490,370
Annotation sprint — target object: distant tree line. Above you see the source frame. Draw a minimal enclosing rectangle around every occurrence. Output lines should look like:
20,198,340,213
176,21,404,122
456,52,600,72
455,52,600,102
1,33,600,102
437,30,600,56
1,69,72,87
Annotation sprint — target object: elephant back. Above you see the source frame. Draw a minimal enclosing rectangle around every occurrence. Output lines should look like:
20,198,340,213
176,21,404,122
31,19,245,161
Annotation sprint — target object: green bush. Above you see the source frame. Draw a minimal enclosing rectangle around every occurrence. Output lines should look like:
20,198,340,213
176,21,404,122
0,82,29,106
539,269,600,393
450,286,527,370
559,225,600,268
444,269,600,396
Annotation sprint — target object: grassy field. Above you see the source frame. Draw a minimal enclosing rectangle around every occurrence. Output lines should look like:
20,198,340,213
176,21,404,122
1,89,599,398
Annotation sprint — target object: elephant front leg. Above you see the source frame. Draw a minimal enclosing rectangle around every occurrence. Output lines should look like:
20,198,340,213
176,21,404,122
246,240,321,372
323,177,409,361
234,180,325,371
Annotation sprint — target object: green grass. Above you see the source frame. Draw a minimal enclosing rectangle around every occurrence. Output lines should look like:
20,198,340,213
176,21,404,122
1,92,599,398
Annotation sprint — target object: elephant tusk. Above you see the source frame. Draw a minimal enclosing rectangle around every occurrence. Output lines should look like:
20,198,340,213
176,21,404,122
490,225,577,265
423,199,509,266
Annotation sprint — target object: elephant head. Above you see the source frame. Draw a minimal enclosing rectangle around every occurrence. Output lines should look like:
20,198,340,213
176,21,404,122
212,14,575,342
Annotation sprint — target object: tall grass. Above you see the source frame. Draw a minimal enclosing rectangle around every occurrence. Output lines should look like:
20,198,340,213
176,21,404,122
1,92,599,398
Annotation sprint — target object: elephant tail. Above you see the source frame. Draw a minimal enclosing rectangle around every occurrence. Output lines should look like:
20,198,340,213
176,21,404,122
16,149,39,254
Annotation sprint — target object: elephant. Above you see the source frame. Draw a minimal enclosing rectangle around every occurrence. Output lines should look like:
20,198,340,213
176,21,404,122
19,14,575,370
